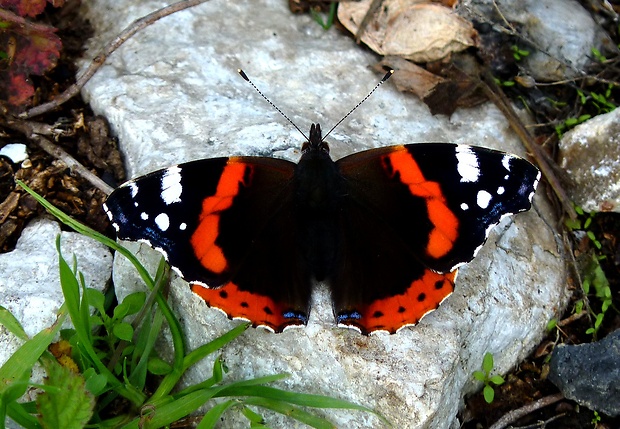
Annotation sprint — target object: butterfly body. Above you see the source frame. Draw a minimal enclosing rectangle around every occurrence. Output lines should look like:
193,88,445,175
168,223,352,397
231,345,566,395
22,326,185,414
104,123,540,334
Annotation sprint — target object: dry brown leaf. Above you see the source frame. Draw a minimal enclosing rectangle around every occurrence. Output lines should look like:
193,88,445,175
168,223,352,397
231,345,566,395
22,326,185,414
374,56,444,99
338,0,477,63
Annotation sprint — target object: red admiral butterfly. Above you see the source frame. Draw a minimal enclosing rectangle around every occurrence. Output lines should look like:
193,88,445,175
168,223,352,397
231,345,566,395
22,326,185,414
104,73,540,335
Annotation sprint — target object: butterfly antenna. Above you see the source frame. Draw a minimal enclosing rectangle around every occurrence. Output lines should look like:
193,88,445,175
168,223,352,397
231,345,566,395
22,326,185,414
238,69,309,141
322,69,394,141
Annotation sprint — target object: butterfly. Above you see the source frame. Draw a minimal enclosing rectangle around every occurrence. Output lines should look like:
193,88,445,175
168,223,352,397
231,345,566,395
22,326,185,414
104,117,540,335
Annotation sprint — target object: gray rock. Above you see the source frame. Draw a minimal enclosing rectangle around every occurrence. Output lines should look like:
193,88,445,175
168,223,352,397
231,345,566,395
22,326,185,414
549,330,620,417
81,0,567,427
463,0,615,81
559,108,620,213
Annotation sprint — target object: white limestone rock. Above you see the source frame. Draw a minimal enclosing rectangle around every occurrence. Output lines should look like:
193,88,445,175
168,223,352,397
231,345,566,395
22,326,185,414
81,0,566,427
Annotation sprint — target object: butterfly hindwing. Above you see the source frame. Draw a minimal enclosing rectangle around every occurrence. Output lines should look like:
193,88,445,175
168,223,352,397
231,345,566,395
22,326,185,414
104,156,313,332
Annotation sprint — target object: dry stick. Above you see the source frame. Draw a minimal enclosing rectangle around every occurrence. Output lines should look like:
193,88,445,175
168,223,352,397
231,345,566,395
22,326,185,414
488,393,565,429
557,310,587,327
35,134,115,195
479,71,578,220
4,118,114,195
22,0,211,119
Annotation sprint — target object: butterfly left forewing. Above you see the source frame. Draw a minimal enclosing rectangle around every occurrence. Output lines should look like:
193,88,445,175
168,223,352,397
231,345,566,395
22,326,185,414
104,156,313,332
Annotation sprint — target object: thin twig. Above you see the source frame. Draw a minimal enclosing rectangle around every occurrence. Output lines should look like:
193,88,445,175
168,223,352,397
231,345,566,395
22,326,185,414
3,118,114,195
22,0,211,119
557,310,587,327
488,393,565,429
511,412,567,428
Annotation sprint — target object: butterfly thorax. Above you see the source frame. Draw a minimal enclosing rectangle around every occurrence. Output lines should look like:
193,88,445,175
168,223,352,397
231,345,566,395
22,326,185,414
294,124,342,281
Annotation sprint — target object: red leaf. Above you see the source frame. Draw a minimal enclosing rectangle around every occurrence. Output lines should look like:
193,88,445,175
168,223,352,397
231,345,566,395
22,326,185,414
0,0,48,18
14,25,61,74
6,72,34,105
0,8,62,107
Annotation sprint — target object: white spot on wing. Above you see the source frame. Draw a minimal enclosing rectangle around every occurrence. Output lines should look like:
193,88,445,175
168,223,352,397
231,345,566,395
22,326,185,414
497,186,505,195
128,182,139,198
161,166,183,205
140,212,149,220
502,155,512,171
477,190,492,209
456,146,480,183
179,222,187,231
154,213,170,231
103,203,112,220
461,203,469,211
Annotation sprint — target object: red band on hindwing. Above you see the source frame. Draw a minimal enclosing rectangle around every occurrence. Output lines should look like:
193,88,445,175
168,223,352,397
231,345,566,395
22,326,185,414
383,149,459,259
191,282,307,332
190,162,251,274
340,270,457,334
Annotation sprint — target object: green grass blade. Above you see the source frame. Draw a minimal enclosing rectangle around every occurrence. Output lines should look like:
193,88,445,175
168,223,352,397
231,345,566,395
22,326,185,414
183,322,249,370
5,399,41,429
197,399,237,429
0,306,28,341
241,397,335,429
214,385,388,425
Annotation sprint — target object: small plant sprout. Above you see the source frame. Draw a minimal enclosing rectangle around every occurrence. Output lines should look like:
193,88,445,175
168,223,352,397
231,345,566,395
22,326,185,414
511,45,530,61
473,352,505,404
591,47,607,63
310,2,337,30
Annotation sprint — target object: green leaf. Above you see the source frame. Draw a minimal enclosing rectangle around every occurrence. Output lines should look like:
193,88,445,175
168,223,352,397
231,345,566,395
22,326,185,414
482,352,494,373
85,288,105,315
37,362,95,429
83,369,107,396
575,300,583,314
147,357,172,376
483,385,495,403
122,292,147,316
489,375,505,385
472,371,486,382
594,313,604,329
564,218,581,230
113,322,134,342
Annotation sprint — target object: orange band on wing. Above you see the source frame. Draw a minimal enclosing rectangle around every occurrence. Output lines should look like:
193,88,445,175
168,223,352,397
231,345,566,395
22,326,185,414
191,282,307,333
190,162,250,274
341,270,457,334
386,150,459,258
